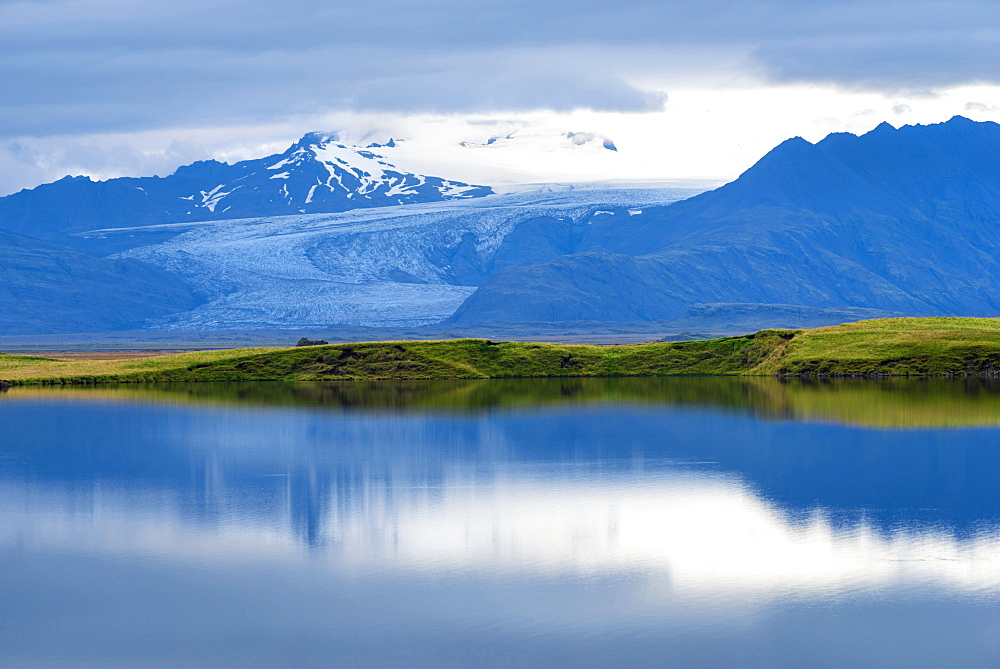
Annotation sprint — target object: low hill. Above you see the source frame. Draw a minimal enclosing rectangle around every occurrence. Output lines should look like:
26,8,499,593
3,318,1000,384
0,229,201,334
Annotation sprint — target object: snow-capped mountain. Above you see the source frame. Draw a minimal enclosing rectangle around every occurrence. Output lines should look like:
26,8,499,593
0,132,493,239
238,132,492,212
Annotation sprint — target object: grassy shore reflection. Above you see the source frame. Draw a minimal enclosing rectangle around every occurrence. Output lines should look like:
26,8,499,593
6,376,1000,428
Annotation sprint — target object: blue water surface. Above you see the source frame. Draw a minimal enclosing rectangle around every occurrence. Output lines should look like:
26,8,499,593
1,378,998,667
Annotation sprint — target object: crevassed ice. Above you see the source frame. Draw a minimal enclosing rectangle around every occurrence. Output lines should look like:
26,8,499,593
111,185,701,329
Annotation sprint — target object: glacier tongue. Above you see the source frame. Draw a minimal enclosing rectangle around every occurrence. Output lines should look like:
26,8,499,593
105,185,701,329
156,283,478,330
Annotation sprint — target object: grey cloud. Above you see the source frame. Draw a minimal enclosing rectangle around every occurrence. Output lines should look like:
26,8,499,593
0,143,49,196
0,0,997,137
966,101,1000,112
340,48,669,113
756,28,1000,90
0,40,668,137
0,136,224,195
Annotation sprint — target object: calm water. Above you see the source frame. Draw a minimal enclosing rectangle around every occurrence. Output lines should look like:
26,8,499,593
1,378,999,667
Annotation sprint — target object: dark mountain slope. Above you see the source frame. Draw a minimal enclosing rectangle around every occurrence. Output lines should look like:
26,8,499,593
449,117,1000,325
0,230,200,334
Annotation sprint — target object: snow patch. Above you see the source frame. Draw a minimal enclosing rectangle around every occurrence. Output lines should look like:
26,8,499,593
268,157,294,170
385,178,418,197
199,184,240,213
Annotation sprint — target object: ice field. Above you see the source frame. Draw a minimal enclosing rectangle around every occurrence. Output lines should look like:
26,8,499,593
97,184,703,328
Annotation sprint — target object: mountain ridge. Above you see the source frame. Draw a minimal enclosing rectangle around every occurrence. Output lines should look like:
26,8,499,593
0,132,493,241
448,116,1000,325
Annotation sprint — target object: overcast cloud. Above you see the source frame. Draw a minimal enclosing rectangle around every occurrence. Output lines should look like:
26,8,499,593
2,0,998,136
0,0,998,194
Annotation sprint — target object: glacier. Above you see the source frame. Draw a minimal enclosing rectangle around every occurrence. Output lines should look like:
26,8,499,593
95,184,702,329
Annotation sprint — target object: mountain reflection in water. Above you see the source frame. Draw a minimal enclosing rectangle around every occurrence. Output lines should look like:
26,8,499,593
1,378,999,666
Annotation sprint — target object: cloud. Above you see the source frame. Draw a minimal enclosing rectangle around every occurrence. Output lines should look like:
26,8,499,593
965,101,1000,112
755,28,1000,91
1,0,998,193
0,0,997,139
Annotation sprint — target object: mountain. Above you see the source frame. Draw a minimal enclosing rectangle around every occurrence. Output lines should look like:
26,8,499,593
0,229,200,334
7,117,997,335
448,116,1000,325
0,122,697,334
0,132,492,241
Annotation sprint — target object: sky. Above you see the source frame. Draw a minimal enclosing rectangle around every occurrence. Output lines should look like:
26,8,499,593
1,0,999,195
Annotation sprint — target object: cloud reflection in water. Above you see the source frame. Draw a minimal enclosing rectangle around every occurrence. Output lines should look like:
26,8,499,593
3,461,998,604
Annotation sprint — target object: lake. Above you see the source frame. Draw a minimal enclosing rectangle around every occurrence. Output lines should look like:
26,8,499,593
1,377,999,666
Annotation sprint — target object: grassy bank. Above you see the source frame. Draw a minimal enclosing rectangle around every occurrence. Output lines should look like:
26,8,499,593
1,317,999,385
761,317,1000,376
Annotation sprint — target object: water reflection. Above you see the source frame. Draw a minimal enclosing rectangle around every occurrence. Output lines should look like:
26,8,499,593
9,375,1000,427
2,379,1000,665
5,463,998,602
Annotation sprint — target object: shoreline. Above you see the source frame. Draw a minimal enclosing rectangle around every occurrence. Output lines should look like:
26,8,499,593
3,317,1000,385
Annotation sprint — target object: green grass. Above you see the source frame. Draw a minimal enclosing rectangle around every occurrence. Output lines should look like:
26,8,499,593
759,317,1000,376
2,317,1000,385
0,347,282,383
0,334,783,384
